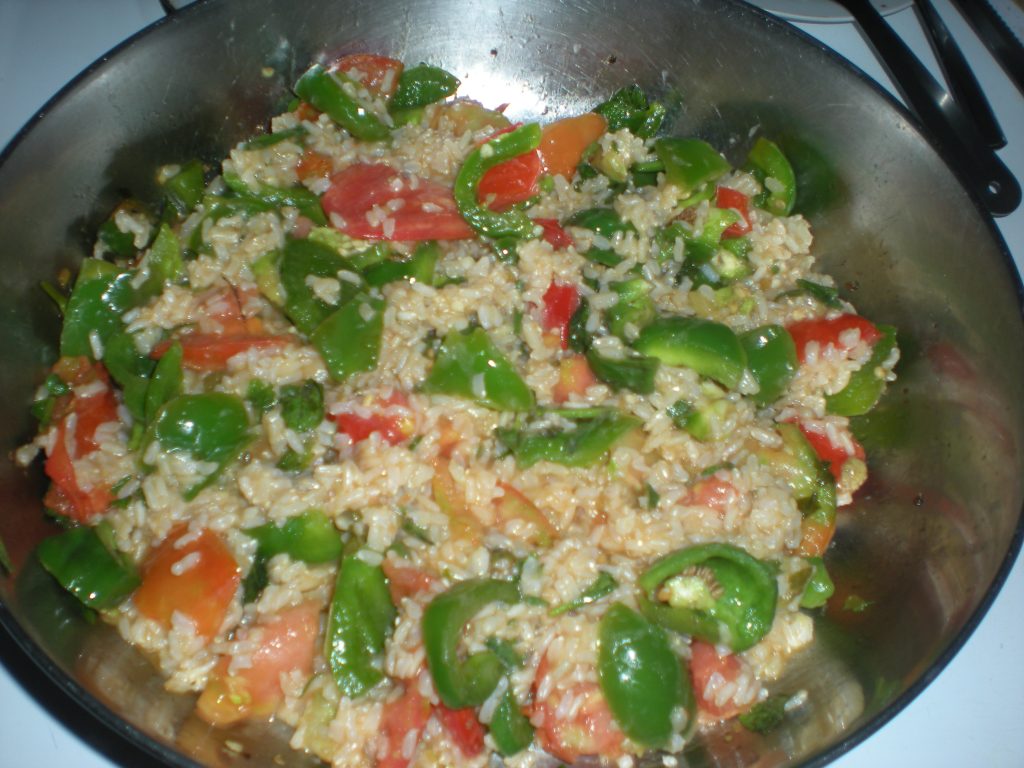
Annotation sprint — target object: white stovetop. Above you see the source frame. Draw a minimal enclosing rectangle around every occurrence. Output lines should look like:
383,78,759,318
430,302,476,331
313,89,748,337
0,1,1022,766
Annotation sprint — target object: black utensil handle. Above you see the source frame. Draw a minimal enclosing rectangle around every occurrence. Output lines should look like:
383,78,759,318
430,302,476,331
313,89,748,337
950,0,1024,98
843,0,1020,216
913,0,1005,149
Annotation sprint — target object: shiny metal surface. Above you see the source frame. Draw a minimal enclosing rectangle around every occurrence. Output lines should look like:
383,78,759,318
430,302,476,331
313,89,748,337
0,1,1022,766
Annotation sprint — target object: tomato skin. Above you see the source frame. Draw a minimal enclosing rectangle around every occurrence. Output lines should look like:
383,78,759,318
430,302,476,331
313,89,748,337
381,559,437,602
435,704,485,757
376,682,431,768
322,163,474,242
538,112,607,179
541,281,580,350
152,333,290,371
535,218,574,249
786,315,882,363
296,149,335,182
43,420,114,523
133,525,240,638
799,517,836,558
42,358,119,522
330,54,404,98
477,131,543,211
797,422,865,481
552,354,597,404
332,391,414,445
685,476,741,516
532,652,625,763
196,601,320,726
715,186,752,238
689,640,749,720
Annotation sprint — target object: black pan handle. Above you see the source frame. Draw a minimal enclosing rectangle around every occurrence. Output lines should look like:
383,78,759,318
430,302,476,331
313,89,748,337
837,0,1020,216
913,0,1005,149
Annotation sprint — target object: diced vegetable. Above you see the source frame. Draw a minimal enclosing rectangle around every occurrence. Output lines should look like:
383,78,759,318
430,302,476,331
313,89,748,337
541,281,580,349
598,603,694,746
745,137,796,216
245,510,343,564
739,324,798,406
294,63,391,141
496,410,641,469
37,525,140,610
655,138,731,196
322,162,474,241
593,85,665,138
538,113,608,179
325,548,396,697
633,316,746,390
390,63,460,111
453,123,543,240
638,543,777,652
133,525,240,638
310,294,385,382
489,689,535,756
826,325,897,416
423,578,520,708
422,327,534,411
196,601,320,725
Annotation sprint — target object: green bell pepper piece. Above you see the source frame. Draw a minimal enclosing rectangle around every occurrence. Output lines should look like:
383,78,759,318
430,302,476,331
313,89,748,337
97,218,137,259
279,379,324,432
633,316,747,390
161,159,205,216
776,278,843,309
745,137,796,216
325,549,396,698
59,259,136,359
152,393,250,464
585,349,659,394
422,327,534,411
278,238,361,335
453,123,542,240
638,542,777,652
246,379,277,414
294,64,392,142
423,578,520,708
799,556,835,609
549,570,618,616
740,324,797,406
489,688,535,756
245,509,343,564
593,85,666,138
668,397,730,442
222,172,327,226
567,298,593,354
310,294,385,382
389,64,461,111
605,278,655,339
363,241,439,287
739,694,790,733
135,224,184,302
565,207,636,238
496,410,641,469
243,126,307,150
37,526,140,610
103,330,155,422
655,138,731,196
565,208,636,267
144,340,183,424
598,602,693,747
826,325,897,416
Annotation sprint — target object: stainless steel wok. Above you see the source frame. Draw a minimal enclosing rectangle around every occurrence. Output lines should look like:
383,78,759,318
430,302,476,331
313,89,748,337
0,0,1021,766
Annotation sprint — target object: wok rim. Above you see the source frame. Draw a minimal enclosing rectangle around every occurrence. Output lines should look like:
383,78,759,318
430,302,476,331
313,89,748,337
0,1,1021,766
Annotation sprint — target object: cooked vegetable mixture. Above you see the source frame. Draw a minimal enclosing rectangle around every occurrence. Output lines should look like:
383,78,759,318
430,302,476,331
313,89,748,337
18,53,898,766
